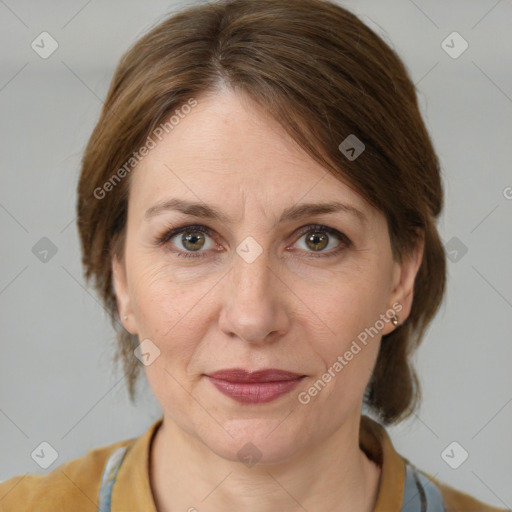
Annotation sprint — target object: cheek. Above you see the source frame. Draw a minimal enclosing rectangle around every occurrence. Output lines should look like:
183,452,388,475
303,264,391,343
129,262,203,404
129,259,200,329
127,259,216,367
298,268,389,392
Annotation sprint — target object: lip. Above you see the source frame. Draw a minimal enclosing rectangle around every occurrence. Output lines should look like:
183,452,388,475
206,369,305,404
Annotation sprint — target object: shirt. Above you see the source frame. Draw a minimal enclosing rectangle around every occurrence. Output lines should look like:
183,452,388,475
0,415,508,511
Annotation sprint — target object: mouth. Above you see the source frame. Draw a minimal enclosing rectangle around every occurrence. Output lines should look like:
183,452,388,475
205,369,306,404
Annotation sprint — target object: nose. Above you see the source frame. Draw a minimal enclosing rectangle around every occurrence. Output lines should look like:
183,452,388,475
217,245,291,345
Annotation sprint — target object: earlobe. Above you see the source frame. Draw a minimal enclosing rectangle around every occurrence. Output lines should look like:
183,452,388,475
385,234,425,332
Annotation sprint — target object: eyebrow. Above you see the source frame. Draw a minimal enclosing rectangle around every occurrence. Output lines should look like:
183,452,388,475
144,198,367,226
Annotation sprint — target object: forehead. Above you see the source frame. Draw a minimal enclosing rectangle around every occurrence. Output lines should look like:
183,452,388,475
129,90,373,221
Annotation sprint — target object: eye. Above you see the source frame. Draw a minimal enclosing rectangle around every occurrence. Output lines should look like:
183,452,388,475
157,225,217,258
292,224,351,258
156,223,351,259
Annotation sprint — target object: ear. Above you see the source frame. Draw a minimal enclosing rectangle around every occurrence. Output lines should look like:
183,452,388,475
112,253,138,335
381,232,425,336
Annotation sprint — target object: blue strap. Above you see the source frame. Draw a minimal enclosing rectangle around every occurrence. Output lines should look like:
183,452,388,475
401,462,447,512
98,446,129,512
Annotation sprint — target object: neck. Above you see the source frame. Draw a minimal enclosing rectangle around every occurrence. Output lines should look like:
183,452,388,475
149,414,381,512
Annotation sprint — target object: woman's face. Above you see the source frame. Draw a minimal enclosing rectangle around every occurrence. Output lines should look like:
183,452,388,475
113,90,422,463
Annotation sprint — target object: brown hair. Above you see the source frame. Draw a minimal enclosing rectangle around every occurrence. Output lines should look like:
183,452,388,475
77,0,446,424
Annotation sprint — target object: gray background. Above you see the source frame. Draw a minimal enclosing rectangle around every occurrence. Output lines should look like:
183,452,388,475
1,0,511,508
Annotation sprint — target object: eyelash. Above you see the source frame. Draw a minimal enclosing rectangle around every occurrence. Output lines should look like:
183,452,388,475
156,224,351,259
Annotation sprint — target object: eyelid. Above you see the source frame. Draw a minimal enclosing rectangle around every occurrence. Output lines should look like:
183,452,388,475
295,224,351,244
157,224,213,246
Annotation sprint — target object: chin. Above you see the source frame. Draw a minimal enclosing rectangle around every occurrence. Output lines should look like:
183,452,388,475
198,417,308,467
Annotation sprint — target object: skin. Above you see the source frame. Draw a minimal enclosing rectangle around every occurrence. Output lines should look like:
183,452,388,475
112,89,424,512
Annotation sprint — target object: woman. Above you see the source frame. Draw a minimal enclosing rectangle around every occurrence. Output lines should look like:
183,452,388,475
0,0,507,510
